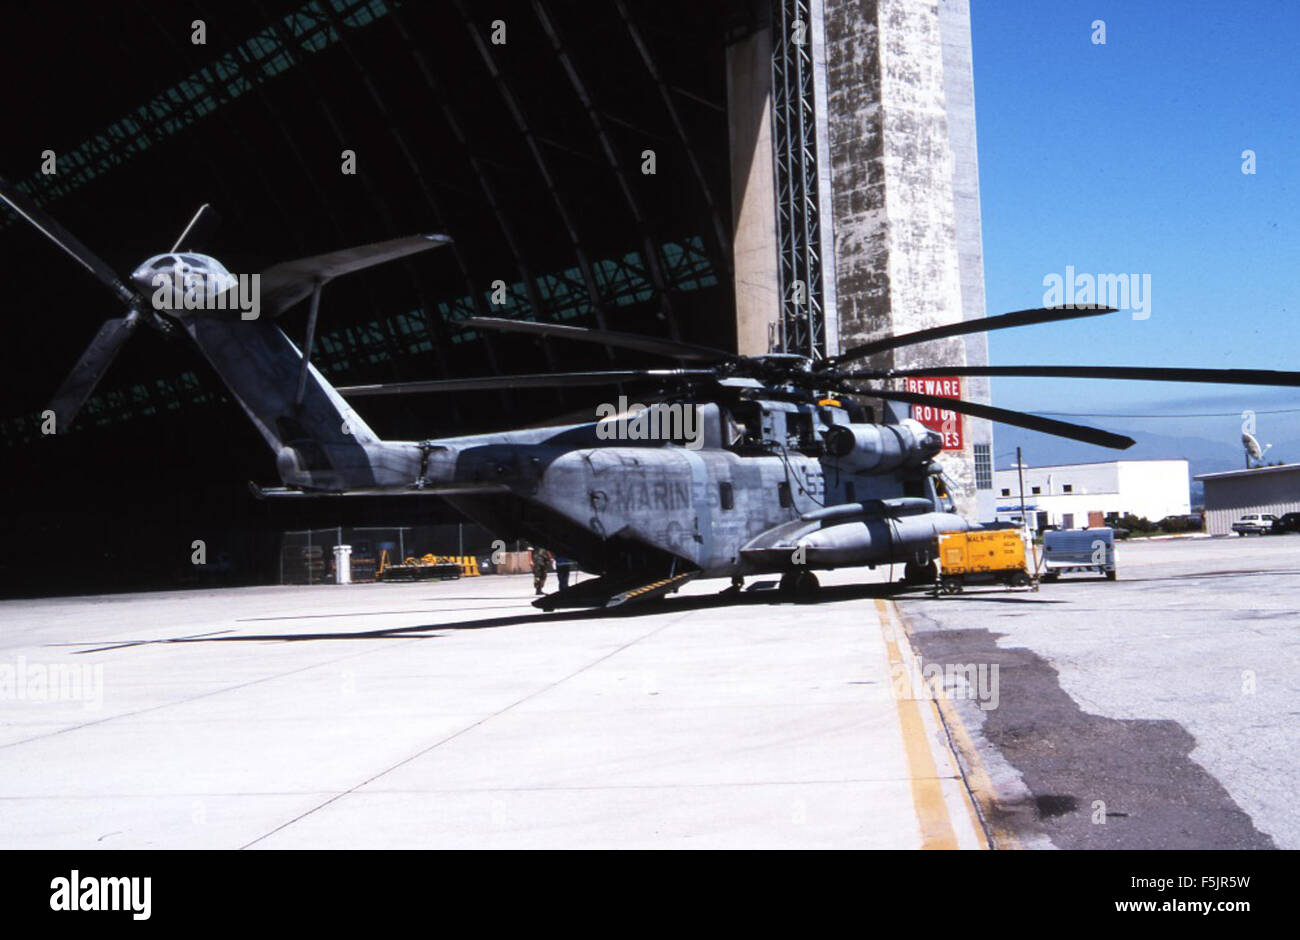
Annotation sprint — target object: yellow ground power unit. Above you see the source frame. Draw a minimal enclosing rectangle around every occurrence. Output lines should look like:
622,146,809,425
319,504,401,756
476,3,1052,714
935,529,1035,595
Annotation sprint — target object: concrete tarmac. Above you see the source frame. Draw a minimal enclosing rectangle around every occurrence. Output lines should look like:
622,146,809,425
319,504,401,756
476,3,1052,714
0,568,982,849
3,534,1292,849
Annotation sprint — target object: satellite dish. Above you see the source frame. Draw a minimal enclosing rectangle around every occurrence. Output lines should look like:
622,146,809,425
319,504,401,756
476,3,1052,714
1242,431,1271,466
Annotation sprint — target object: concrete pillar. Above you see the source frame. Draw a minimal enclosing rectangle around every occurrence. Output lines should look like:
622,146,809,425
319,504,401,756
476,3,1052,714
726,27,780,356
939,0,995,521
822,0,991,518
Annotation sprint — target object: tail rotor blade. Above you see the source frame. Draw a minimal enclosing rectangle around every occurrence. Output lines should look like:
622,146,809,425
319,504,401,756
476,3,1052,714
0,175,136,304
48,312,142,430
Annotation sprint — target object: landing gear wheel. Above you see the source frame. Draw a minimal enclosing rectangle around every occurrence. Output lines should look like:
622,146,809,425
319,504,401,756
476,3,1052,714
781,570,820,600
793,570,820,600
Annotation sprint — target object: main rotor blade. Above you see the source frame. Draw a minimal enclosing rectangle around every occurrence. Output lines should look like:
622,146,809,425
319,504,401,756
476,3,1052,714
48,312,143,430
0,175,136,304
523,391,680,429
465,317,732,362
824,306,1118,368
861,364,1300,387
830,384,1136,450
338,368,713,397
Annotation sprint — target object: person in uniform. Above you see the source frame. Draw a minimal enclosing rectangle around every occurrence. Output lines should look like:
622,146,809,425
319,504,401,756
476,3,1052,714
532,546,553,595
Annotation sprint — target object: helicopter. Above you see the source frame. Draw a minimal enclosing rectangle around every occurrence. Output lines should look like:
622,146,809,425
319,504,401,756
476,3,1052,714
7,176,1300,609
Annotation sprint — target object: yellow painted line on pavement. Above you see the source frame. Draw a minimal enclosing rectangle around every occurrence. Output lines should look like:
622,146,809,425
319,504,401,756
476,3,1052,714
892,601,1022,851
875,598,960,849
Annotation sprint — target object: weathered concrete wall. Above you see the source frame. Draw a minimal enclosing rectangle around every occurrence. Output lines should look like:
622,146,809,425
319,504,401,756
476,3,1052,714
822,0,987,518
727,27,780,357
938,0,995,520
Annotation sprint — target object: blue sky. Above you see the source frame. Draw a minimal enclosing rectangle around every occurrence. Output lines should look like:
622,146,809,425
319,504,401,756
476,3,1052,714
969,0,1299,424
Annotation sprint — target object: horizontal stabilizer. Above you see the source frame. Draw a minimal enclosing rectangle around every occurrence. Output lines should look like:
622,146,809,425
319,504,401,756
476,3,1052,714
260,233,451,316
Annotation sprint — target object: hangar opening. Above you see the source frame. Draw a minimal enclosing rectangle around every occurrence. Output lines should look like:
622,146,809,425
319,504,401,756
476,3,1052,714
0,0,781,593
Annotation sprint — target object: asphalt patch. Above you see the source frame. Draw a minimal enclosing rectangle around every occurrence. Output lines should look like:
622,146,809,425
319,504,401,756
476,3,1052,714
905,620,1275,849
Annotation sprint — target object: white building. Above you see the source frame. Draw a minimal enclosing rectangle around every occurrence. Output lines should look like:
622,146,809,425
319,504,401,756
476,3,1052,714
1196,463,1300,535
993,459,1191,530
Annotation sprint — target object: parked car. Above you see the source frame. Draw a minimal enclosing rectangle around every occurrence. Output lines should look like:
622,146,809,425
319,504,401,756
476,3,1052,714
1270,512,1300,534
1231,513,1277,535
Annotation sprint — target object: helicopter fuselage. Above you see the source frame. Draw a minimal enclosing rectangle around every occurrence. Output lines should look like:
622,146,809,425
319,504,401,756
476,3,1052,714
270,396,970,585
173,311,973,599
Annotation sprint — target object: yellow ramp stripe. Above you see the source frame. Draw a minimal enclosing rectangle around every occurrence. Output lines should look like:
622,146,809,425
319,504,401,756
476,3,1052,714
893,603,1018,850
875,598,959,850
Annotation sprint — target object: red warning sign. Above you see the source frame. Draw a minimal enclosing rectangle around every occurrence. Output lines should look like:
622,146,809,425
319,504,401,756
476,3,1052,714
904,376,964,450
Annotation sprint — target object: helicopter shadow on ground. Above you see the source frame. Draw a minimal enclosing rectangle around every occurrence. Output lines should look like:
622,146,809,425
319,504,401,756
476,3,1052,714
78,579,1060,649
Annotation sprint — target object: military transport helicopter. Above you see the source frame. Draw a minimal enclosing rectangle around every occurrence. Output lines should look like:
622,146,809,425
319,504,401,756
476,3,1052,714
7,176,1300,608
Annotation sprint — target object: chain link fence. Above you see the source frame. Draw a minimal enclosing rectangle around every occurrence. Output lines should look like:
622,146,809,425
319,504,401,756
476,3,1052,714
278,523,499,584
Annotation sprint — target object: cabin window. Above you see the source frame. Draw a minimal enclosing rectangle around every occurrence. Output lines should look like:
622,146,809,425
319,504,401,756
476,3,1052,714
1000,488,1011,497
1031,486,1041,495
1063,484,1073,493
778,482,793,508
719,481,735,511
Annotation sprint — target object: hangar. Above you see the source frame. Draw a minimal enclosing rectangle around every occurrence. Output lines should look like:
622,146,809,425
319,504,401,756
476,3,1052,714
0,0,994,595
1197,464,1300,536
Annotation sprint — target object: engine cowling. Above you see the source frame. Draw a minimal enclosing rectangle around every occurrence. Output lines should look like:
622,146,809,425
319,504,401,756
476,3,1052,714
822,419,942,474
